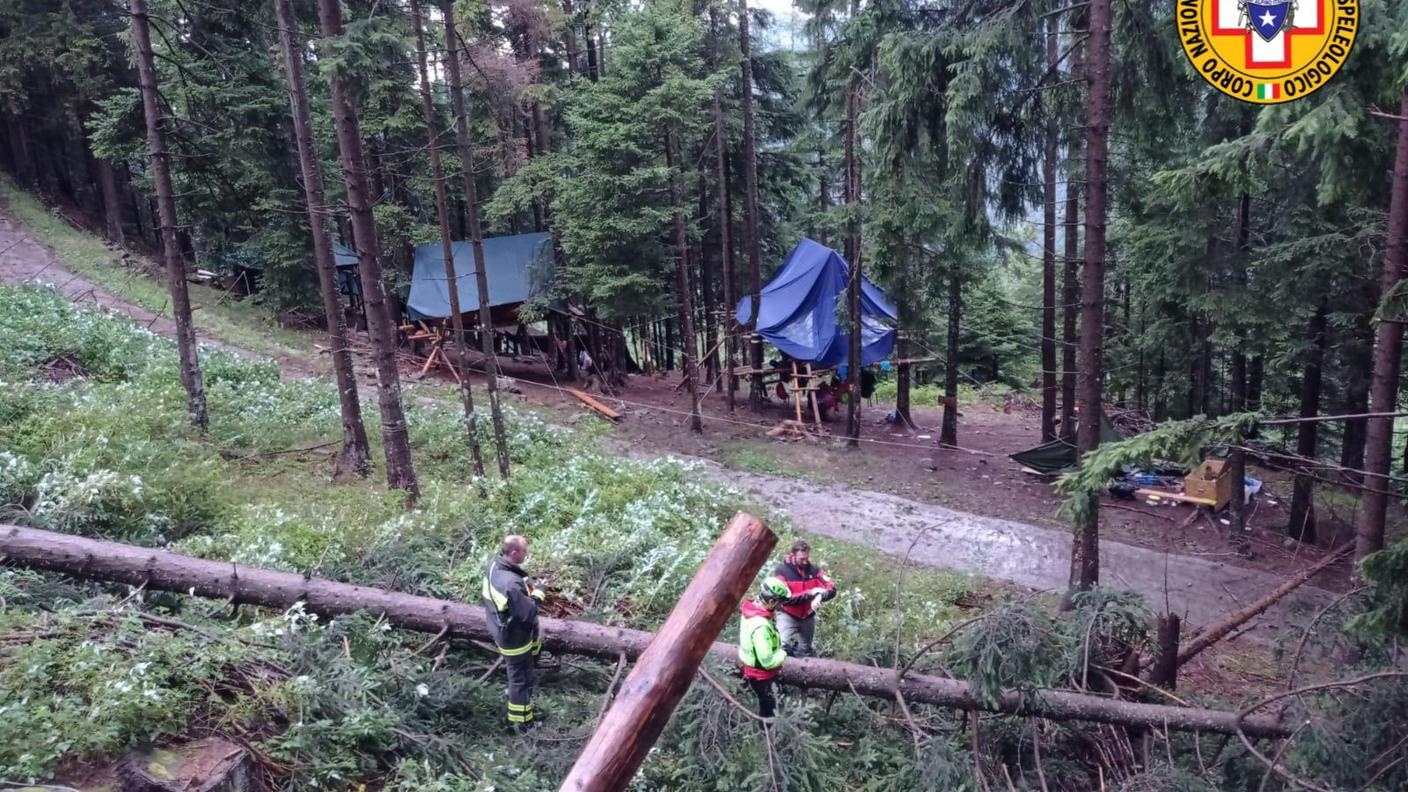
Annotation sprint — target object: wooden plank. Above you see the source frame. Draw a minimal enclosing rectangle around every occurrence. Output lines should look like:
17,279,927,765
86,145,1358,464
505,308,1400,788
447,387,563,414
1135,488,1215,507
567,387,622,421
419,345,440,377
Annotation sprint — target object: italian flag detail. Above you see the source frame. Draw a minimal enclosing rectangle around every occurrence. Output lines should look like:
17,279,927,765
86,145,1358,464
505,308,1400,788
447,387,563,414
1257,83,1281,100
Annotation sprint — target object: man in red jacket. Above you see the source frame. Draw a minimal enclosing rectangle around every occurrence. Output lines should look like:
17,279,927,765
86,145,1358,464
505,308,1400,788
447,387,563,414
772,539,836,657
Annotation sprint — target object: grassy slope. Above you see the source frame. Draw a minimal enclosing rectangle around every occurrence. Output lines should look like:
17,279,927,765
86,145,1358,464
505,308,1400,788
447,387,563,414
1,175,312,362
0,279,992,787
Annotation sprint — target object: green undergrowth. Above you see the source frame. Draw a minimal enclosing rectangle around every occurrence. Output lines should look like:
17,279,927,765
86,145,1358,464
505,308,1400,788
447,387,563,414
2,284,1403,791
0,175,310,363
0,284,984,788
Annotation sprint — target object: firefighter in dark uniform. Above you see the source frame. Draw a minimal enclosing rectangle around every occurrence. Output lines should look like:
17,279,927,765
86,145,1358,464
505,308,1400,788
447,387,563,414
481,534,544,729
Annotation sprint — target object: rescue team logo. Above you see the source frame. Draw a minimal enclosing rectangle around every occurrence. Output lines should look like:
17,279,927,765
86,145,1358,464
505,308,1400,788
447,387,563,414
1177,0,1358,104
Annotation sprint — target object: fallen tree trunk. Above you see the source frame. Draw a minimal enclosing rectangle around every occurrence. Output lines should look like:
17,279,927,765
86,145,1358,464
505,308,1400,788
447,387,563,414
561,514,774,791
0,523,1290,738
1177,543,1351,667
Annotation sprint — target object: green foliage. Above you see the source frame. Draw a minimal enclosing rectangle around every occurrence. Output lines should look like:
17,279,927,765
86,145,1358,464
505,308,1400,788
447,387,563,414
1352,538,1408,638
0,284,1002,788
0,610,260,780
946,601,1067,707
490,0,716,322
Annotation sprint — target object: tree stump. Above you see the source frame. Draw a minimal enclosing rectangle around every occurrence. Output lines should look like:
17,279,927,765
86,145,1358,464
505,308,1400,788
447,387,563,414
118,738,260,792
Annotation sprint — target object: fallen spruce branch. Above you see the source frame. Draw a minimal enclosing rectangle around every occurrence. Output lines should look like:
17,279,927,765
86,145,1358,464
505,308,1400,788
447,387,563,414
1177,544,1351,667
0,523,1290,738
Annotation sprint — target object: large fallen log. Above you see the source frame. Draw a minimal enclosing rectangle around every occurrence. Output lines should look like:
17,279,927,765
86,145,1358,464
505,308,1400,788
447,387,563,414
561,514,775,791
0,523,1290,738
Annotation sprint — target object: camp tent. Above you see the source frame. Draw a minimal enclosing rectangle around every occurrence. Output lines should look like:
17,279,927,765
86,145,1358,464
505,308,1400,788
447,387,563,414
405,232,554,322
333,243,360,298
1008,413,1123,475
734,238,898,368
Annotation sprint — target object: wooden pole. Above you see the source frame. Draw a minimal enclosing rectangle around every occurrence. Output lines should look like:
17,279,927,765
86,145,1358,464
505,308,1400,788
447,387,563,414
791,361,804,424
807,363,824,427
559,514,776,792
0,524,1289,738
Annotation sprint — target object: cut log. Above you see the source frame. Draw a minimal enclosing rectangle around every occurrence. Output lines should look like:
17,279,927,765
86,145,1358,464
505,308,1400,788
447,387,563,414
566,387,621,420
1177,543,1351,667
560,513,775,791
0,524,1289,738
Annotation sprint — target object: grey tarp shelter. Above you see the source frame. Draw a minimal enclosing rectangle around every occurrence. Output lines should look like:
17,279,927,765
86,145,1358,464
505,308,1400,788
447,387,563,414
1009,413,1123,475
405,232,553,322
333,243,360,298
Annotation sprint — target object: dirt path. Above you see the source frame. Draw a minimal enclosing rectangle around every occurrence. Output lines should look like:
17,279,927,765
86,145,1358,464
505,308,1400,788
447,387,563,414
0,206,1332,645
0,209,329,381
621,450,1333,643
0,211,252,356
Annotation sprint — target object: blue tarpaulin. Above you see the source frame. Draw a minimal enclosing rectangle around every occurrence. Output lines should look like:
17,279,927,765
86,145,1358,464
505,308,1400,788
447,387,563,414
405,232,553,321
735,238,898,368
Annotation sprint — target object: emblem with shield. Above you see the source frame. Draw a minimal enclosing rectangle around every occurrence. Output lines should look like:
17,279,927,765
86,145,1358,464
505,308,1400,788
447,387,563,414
1239,0,1296,42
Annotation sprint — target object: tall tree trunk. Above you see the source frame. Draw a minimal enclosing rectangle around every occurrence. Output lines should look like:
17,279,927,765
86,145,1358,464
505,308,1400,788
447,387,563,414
1061,160,1080,438
1355,93,1408,570
1287,300,1328,544
412,0,490,479
941,262,960,446
1040,11,1059,442
316,0,419,501
710,7,737,414
844,7,863,446
585,18,600,81
1247,355,1264,411
666,134,704,432
739,0,765,410
1340,339,1371,483
95,157,126,247
1068,0,1112,597
562,0,582,75
4,114,35,187
1228,448,1248,554
442,0,511,479
895,253,916,430
275,0,371,478
128,0,208,432
1230,189,1251,414
818,144,830,247
697,166,719,385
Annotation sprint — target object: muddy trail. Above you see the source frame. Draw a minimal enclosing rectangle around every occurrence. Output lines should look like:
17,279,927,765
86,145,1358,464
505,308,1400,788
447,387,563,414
0,206,1334,649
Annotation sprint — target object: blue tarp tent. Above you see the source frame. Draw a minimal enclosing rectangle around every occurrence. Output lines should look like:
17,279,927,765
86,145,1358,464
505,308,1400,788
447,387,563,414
405,232,553,321
735,238,898,368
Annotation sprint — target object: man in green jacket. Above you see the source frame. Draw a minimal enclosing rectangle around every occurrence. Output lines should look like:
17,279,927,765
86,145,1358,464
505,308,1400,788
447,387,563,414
482,534,545,730
738,576,789,718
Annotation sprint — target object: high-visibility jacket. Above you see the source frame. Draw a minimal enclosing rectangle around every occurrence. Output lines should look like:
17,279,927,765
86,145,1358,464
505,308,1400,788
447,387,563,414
773,554,836,620
738,600,786,680
481,555,541,657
